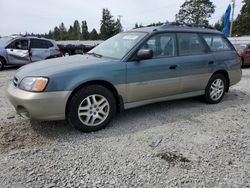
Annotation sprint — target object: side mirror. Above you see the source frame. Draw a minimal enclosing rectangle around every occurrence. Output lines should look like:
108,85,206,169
136,49,153,60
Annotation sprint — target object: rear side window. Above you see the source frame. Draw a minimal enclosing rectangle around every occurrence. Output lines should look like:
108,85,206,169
30,39,48,49
202,35,232,51
46,40,54,48
177,33,206,56
141,33,177,58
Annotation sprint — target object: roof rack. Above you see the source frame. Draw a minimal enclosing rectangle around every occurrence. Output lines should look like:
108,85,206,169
161,22,215,30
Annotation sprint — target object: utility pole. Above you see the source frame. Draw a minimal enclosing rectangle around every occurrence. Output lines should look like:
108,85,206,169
230,0,235,37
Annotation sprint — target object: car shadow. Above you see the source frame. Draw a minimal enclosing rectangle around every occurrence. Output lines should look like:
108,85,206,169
30,88,249,141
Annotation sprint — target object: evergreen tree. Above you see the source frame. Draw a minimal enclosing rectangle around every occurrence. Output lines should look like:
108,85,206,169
134,23,139,29
175,0,215,26
73,20,81,40
100,8,116,40
214,15,225,31
89,29,99,40
113,18,123,34
68,26,75,40
81,20,89,40
233,0,250,36
53,26,60,40
59,22,67,40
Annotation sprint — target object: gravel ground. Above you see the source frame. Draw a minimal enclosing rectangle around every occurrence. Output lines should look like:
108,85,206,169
0,67,249,188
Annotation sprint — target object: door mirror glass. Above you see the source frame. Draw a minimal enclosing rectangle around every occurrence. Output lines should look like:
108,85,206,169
137,49,153,60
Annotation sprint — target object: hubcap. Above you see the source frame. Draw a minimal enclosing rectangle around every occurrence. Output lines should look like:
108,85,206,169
0,61,2,69
210,79,224,101
78,94,110,126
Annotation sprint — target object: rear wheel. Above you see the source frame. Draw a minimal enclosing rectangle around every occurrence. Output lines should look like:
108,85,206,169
204,74,227,104
67,85,116,132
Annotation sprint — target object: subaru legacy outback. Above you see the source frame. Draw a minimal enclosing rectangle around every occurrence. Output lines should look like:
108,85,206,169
7,24,242,132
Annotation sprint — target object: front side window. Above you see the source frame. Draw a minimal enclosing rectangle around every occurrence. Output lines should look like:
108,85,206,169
140,33,177,58
8,39,29,50
202,34,232,51
177,33,206,56
89,32,147,59
30,39,48,49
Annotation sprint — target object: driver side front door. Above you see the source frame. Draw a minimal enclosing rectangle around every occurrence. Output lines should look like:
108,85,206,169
126,32,181,103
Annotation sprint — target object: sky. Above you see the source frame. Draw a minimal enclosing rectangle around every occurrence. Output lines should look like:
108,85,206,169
0,0,244,36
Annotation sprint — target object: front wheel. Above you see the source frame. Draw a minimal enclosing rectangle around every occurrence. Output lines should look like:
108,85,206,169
204,74,227,104
67,85,116,132
0,58,5,70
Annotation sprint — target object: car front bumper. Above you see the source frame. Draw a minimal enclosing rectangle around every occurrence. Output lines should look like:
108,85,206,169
6,84,71,121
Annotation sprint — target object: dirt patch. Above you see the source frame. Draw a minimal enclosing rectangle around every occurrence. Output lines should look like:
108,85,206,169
0,120,49,153
156,151,191,166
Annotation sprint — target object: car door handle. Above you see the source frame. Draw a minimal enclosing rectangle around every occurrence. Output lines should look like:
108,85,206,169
169,65,178,70
208,61,214,65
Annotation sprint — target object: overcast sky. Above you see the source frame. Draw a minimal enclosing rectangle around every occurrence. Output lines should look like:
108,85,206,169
0,0,243,36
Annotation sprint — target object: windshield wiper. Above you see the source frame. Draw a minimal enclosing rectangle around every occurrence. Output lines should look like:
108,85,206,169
87,52,102,58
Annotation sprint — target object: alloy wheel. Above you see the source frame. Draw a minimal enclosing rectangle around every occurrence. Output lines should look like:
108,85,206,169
209,78,225,101
78,94,110,126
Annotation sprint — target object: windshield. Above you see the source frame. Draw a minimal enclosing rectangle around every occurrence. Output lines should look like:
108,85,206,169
89,32,147,59
0,37,13,47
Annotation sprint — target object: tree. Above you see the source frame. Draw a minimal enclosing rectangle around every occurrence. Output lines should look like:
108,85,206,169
134,23,139,28
81,20,89,40
214,15,225,31
175,0,215,26
233,0,250,36
89,29,99,40
73,20,81,40
67,26,75,40
59,22,67,40
100,8,116,40
53,26,60,40
113,18,123,34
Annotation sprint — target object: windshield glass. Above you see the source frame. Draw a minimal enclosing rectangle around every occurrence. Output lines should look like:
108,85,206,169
89,32,147,59
0,37,13,47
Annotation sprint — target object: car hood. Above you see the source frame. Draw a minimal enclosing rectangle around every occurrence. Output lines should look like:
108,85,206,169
15,54,117,79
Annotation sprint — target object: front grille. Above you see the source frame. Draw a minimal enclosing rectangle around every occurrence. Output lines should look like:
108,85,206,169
13,77,18,87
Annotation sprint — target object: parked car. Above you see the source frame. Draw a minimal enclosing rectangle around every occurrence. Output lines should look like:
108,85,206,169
7,24,242,132
0,36,61,70
233,43,250,66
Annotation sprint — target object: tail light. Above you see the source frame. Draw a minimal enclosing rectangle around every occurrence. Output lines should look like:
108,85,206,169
56,48,61,53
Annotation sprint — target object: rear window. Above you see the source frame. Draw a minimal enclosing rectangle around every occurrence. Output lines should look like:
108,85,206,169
177,33,206,56
202,35,232,52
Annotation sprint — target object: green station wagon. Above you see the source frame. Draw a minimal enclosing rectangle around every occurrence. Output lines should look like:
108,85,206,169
7,24,242,132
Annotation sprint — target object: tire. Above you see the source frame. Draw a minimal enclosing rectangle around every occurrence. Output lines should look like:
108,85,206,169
204,73,227,104
0,57,5,71
241,58,244,68
67,85,116,132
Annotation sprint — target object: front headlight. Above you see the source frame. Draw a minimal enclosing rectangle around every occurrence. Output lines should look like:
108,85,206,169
19,77,48,92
